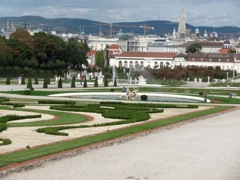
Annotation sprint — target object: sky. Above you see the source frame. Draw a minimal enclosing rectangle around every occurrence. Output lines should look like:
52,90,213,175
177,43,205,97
0,0,239,27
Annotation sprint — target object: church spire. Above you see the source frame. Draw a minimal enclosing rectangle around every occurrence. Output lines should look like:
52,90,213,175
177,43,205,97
177,0,187,38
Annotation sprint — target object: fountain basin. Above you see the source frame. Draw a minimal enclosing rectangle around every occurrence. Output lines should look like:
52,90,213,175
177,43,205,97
49,92,210,103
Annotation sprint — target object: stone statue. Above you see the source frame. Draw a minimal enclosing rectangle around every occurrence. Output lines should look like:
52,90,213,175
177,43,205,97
138,75,146,85
126,88,139,100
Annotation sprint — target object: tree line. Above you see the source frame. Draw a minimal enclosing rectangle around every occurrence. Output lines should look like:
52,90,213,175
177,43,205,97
0,28,90,77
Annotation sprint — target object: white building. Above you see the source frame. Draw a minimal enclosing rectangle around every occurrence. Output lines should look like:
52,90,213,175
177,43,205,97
110,52,177,69
172,52,240,73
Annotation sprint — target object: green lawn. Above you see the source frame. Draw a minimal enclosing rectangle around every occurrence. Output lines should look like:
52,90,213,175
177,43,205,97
0,105,232,168
0,107,88,127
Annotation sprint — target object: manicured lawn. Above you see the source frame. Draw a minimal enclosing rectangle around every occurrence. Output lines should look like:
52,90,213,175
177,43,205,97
0,105,232,168
0,107,88,127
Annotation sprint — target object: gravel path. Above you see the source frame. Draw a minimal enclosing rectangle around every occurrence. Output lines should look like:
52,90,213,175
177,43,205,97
3,108,240,180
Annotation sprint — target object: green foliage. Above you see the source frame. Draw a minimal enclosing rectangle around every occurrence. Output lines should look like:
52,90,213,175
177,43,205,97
0,114,41,123
58,78,63,88
113,77,117,86
0,123,7,132
83,77,87,87
186,43,202,53
95,51,105,68
5,76,10,85
24,90,31,95
141,95,148,101
38,100,76,104
94,76,98,87
21,74,25,84
65,41,89,71
104,77,108,87
0,106,232,167
27,78,33,89
34,76,39,84
71,76,76,88
43,77,48,88
0,138,12,146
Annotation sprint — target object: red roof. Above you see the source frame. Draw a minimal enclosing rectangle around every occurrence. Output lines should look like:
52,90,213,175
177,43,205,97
219,48,229,54
109,44,120,49
115,52,177,58
86,50,96,57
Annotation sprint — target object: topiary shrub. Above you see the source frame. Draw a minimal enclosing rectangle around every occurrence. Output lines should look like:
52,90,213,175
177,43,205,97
34,76,38,84
24,90,30,95
5,76,10,85
104,77,108,87
113,78,117,87
0,138,12,146
141,95,148,101
71,76,76,88
94,77,98,87
58,77,62,88
27,78,33,89
21,74,25,85
43,77,48,88
83,77,87,88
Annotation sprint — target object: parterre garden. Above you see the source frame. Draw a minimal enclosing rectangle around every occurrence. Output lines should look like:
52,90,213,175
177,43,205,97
0,90,236,168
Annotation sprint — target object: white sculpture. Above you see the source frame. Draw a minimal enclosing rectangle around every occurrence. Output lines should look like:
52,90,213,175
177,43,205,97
138,75,146,85
126,88,139,100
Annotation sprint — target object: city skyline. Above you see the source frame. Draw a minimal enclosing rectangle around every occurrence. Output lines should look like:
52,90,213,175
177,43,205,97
0,0,239,27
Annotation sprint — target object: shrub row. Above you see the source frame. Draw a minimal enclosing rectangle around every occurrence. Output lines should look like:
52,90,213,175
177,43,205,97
38,100,76,105
0,138,12,146
0,114,41,123
0,103,25,108
0,123,7,133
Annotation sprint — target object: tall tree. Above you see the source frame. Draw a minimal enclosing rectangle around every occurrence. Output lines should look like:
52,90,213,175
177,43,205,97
65,41,89,72
10,28,34,50
186,43,202,53
33,32,67,72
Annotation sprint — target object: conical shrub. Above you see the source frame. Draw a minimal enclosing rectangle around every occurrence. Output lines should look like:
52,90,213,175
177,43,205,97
83,77,87,88
58,77,62,88
71,76,76,88
5,76,10,85
43,77,48,88
94,77,98,87
27,78,33,89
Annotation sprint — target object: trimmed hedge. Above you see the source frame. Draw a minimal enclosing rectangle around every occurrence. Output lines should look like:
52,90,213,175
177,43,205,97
0,123,7,133
0,138,12,146
38,100,76,105
0,114,41,123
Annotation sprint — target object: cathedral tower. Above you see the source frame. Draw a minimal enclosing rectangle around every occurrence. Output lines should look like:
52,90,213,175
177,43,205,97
177,0,187,38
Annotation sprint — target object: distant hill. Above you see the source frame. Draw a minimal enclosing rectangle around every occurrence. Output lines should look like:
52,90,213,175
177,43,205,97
0,15,239,37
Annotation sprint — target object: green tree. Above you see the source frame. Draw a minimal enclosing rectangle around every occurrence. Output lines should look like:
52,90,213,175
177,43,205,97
94,76,98,87
71,76,76,88
66,41,89,72
10,28,34,50
33,32,67,72
95,51,105,68
186,43,202,53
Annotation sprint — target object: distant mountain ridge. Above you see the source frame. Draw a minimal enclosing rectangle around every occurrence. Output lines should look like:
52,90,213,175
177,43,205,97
0,15,239,37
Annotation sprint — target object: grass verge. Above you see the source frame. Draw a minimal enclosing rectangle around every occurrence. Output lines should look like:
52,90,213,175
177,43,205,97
0,105,232,168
